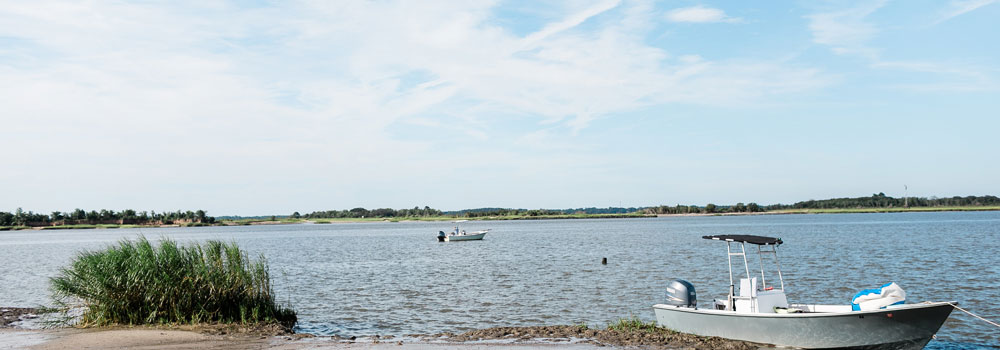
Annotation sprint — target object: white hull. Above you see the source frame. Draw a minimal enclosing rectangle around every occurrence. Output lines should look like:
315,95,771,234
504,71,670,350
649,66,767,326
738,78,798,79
653,302,954,349
444,232,486,241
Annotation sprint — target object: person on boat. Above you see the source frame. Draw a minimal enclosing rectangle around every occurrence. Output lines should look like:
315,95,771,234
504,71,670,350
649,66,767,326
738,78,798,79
453,227,459,235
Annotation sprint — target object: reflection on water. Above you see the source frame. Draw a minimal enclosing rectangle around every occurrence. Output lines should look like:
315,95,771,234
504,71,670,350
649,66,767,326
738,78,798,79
1,212,997,348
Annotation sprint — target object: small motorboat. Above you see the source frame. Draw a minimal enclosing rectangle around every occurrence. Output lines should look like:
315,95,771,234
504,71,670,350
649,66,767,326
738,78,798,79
437,221,489,242
652,235,955,350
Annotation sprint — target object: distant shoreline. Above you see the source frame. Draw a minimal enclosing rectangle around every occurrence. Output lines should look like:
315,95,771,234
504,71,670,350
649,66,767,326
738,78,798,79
2,207,997,231
661,206,1000,216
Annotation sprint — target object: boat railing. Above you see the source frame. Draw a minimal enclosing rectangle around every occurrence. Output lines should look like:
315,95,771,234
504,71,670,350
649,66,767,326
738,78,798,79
709,235,785,312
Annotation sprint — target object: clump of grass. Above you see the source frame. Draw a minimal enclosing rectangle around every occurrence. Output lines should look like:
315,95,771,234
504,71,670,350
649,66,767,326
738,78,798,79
607,316,658,333
51,236,296,329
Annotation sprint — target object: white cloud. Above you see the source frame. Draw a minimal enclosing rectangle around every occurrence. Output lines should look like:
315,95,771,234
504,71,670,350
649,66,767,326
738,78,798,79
806,1,887,57
870,60,996,91
936,0,997,24
805,2,996,92
0,1,831,212
522,0,621,46
664,6,740,23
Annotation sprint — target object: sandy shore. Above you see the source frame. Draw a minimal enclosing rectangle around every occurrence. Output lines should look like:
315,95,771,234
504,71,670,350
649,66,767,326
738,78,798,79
0,328,611,350
0,325,764,350
1,308,760,349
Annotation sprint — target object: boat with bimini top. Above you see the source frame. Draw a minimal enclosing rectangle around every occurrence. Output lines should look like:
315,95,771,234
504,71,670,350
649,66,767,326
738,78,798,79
437,220,489,242
652,234,955,350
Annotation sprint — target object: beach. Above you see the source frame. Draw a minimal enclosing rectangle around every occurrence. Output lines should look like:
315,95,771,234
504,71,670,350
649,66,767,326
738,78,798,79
1,309,760,350
1,325,761,350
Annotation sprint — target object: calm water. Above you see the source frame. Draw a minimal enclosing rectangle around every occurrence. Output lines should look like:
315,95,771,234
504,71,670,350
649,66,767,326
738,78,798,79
1,212,997,348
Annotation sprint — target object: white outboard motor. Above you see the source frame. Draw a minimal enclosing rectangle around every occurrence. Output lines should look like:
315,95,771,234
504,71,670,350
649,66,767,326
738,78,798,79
665,279,697,308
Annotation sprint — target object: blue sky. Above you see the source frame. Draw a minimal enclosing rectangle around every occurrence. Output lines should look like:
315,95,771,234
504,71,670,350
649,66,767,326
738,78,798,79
1,0,998,215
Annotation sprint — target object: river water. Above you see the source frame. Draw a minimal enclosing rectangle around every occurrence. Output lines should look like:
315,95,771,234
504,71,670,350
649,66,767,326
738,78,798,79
1,212,997,348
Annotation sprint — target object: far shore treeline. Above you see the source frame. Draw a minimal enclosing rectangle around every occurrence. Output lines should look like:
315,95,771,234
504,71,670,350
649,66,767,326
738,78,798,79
642,193,1000,214
2,193,998,230
0,208,215,228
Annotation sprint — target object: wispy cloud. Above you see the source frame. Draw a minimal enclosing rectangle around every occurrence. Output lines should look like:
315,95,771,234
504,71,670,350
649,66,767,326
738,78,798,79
0,1,834,212
870,60,996,91
805,1,887,57
664,6,741,23
805,1,996,92
522,0,621,46
936,0,997,24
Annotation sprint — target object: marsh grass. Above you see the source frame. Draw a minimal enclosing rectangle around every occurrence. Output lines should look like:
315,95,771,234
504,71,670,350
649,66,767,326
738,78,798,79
50,236,296,329
606,316,659,333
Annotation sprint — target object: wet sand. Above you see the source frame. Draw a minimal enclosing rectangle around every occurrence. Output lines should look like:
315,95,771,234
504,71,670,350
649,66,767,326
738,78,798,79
1,306,760,349
0,325,764,350
0,308,38,328
0,329,603,350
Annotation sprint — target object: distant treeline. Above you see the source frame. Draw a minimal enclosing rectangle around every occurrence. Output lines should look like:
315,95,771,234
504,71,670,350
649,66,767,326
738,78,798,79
301,206,443,219
643,202,764,215
445,207,639,216
766,193,1000,210
447,207,641,217
0,208,216,227
294,195,1000,220
7,194,996,227
643,193,1000,214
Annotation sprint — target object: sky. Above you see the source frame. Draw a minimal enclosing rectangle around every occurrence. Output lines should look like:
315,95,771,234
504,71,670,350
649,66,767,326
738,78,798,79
1,0,998,215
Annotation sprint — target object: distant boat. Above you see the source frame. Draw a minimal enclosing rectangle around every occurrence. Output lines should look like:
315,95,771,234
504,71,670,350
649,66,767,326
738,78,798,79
438,220,489,242
652,234,955,349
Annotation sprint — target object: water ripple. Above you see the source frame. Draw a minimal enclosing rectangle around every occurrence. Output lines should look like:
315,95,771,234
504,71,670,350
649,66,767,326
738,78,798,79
0,213,997,348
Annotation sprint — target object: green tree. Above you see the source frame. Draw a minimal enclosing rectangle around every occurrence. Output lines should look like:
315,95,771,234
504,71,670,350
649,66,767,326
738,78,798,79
704,203,717,214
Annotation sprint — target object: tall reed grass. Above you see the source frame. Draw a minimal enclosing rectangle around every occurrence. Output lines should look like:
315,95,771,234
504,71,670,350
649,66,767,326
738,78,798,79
51,236,296,328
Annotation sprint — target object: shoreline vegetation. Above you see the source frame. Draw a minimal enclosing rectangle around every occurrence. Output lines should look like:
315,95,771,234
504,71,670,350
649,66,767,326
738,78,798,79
50,236,296,329
2,194,998,231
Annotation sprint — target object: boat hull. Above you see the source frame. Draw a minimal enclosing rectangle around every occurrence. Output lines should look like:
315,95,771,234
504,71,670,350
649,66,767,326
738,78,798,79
653,302,954,349
444,232,486,241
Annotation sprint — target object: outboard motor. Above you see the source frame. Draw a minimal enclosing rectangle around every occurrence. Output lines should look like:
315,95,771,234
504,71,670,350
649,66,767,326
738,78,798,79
665,279,697,308
437,231,446,242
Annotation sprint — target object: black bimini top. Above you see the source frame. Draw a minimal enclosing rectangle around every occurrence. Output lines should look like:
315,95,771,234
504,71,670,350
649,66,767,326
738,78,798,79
702,234,782,245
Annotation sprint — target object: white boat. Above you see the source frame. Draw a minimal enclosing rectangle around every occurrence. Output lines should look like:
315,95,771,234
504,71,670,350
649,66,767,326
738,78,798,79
437,221,489,242
652,235,955,350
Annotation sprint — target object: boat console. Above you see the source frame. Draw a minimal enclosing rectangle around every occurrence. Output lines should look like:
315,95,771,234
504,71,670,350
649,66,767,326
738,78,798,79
734,277,788,313
700,235,786,313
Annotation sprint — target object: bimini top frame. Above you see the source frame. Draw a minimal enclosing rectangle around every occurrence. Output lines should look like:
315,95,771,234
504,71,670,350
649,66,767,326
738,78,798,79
702,235,785,311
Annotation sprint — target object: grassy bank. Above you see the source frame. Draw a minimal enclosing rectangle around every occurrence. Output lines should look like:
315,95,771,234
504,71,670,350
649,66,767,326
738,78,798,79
0,222,224,231
51,236,296,329
7,206,997,231
468,213,654,220
606,316,659,332
219,213,655,225
39,224,146,230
